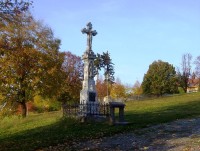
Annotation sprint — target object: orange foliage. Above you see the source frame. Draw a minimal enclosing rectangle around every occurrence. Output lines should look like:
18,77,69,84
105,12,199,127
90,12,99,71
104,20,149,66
96,76,107,102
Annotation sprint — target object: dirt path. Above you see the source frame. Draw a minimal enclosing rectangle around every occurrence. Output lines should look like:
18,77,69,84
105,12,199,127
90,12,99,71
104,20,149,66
43,117,200,151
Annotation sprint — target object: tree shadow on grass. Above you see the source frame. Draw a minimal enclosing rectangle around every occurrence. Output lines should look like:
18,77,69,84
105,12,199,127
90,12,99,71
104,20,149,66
1,100,200,151
0,118,75,151
0,117,123,151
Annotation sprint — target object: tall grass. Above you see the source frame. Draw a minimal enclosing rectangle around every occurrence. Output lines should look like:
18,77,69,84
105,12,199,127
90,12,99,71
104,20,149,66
0,92,200,150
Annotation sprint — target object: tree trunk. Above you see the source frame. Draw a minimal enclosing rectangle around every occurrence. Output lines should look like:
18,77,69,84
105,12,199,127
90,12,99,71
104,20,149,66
183,84,187,93
198,78,200,92
20,101,27,118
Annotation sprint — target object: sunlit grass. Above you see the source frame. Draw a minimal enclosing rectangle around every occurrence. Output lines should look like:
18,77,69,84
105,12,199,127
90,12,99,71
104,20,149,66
0,92,200,150
125,93,200,127
0,112,62,138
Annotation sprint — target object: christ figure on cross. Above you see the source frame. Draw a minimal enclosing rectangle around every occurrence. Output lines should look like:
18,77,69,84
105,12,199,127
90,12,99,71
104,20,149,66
81,22,97,51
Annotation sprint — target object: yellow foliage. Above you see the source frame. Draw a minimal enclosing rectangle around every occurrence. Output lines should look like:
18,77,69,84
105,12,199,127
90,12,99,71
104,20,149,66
110,83,126,99
33,95,61,112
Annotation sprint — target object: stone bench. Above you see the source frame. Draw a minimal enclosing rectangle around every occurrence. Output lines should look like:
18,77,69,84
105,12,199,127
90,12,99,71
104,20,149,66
109,102,128,125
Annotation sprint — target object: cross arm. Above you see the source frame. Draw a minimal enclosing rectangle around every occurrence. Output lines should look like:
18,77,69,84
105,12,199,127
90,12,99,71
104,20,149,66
92,30,97,36
81,28,88,34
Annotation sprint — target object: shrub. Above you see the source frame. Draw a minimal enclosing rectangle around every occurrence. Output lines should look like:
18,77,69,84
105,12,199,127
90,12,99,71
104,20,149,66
178,87,185,94
33,95,61,113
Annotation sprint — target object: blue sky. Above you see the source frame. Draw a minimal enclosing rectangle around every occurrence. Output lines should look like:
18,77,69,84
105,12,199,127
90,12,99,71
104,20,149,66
32,0,200,85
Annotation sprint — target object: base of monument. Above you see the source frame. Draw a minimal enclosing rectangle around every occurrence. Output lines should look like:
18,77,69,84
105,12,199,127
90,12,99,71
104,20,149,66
113,121,130,125
79,115,109,123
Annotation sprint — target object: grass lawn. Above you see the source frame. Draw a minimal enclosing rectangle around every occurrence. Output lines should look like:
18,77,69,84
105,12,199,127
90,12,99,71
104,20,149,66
0,92,200,151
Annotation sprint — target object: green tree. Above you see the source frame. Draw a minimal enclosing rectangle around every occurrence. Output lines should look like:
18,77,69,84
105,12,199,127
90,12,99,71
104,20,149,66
94,53,103,77
101,51,115,97
0,12,64,117
142,60,178,96
102,51,115,83
93,51,115,99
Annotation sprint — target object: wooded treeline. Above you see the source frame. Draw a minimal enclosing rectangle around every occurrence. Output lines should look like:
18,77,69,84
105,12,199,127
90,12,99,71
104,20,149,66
0,1,200,117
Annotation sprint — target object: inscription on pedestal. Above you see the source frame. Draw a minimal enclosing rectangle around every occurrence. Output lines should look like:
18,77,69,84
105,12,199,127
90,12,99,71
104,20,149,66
89,92,96,102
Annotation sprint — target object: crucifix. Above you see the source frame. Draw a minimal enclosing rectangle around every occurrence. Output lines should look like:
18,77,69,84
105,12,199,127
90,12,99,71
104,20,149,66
80,22,99,119
81,22,97,51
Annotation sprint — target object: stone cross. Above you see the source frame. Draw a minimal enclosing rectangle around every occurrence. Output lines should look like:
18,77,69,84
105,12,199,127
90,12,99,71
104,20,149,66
80,22,98,116
81,22,97,51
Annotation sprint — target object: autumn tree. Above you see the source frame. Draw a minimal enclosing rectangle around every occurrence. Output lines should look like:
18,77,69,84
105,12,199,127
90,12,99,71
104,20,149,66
177,53,192,93
0,12,64,117
110,78,126,101
59,51,83,103
142,60,178,96
0,0,32,28
0,0,32,116
0,0,32,15
124,84,133,99
133,80,143,100
96,76,107,102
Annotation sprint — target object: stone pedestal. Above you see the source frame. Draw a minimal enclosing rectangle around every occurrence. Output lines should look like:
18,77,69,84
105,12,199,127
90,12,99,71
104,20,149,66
80,51,99,116
80,51,97,98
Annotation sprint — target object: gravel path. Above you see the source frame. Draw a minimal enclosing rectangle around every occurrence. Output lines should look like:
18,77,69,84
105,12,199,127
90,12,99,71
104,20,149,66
42,117,200,151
